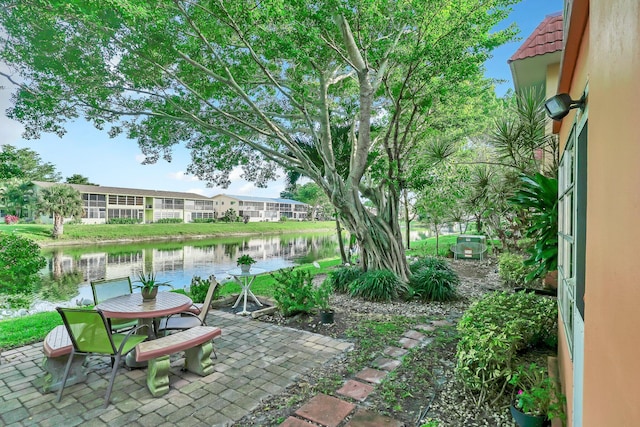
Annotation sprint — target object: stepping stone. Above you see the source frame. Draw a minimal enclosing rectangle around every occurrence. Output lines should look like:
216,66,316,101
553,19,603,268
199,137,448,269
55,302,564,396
431,319,453,327
336,379,374,401
280,416,320,427
372,357,401,371
344,409,405,427
355,368,387,384
398,337,420,349
295,394,355,427
414,324,436,332
402,330,425,340
383,346,408,358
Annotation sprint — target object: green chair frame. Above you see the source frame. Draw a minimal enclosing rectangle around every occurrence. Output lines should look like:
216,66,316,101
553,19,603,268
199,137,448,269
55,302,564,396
55,307,149,408
90,277,137,332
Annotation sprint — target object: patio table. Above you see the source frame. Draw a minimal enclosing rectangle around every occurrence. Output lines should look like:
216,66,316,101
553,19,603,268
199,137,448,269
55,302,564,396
227,267,266,315
96,292,192,367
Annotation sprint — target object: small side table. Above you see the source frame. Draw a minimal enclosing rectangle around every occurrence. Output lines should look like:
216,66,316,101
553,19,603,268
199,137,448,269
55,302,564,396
227,267,266,315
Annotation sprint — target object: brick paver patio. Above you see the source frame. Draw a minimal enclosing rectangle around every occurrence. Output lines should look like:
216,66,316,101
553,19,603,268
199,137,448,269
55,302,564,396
0,310,352,427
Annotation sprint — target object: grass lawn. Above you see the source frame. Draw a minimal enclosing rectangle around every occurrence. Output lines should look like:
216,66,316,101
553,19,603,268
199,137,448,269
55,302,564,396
0,220,336,244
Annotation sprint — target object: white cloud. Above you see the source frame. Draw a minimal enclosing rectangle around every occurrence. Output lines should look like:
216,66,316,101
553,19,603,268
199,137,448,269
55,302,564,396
135,154,146,163
168,171,199,182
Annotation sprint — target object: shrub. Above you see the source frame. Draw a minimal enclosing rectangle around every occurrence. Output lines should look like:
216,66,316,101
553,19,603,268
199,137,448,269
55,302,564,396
192,218,216,223
107,217,141,224
349,269,407,302
271,268,316,316
410,267,459,302
155,218,183,224
0,293,32,309
409,256,450,274
188,275,221,303
498,252,537,287
0,233,46,295
455,291,558,403
326,265,362,293
4,215,19,225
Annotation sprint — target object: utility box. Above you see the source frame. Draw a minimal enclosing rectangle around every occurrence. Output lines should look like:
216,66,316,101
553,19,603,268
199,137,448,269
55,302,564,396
451,235,487,260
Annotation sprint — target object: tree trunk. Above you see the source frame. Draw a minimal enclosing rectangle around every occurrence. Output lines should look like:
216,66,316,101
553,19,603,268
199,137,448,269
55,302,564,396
335,189,409,282
403,189,411,250
335,212,348,264
52,214,64,239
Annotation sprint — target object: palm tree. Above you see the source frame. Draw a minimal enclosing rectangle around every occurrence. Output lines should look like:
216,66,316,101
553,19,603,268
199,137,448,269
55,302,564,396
38,184,83,238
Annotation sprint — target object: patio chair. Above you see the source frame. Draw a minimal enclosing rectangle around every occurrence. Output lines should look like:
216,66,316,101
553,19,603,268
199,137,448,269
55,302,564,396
55,307,149,408
157,278,219,357
91,277,137,332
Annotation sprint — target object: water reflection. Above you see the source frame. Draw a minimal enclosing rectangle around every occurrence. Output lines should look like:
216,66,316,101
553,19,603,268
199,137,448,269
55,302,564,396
39,234,337,304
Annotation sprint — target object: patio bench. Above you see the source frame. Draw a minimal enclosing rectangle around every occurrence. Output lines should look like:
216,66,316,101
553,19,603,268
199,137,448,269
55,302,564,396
135,325,222,397
41,325,88,392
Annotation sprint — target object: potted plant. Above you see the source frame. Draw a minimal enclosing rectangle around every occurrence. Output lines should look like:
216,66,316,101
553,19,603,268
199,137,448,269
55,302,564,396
236,254,257,273
509,363,565,427
314,280,334,324
135,272,172,301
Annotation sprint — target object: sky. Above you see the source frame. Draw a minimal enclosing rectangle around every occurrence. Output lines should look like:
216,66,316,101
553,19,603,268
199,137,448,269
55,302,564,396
0,0,562,198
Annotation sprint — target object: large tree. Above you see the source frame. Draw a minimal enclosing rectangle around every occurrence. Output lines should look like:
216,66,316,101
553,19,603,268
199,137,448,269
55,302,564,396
0,0,517,279
37,184,84,238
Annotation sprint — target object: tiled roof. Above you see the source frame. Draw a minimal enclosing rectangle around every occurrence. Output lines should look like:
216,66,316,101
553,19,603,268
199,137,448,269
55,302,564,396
508,12,563,63
212,194,307,205
32,181,212,200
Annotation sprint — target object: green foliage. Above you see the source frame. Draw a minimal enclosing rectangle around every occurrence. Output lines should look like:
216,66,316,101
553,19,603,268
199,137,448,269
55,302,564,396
271,268,316,317
188,275,220,303
409,257,459,301
134,272,172,291
155,218,183,224
236,254,257,266
455,291,558,402
107,217,141,224
191,218,216,223
37,184,83,238
36,271,83,302
498,252,537,287
0,293,32,309
0,233,46,294
279,216,288,222
349,269,407,302
509,173,558,280
326,265,362,293
221,209,238,223
510,363,566,421
409,256,450,274
314,279,333,311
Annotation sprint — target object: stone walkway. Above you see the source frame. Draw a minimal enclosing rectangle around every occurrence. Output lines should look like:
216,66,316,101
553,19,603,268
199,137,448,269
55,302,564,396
279,321,452,427
0,310,352,427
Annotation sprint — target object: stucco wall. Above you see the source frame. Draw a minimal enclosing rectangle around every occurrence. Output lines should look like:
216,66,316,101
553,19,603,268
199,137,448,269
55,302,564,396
581,1,640,425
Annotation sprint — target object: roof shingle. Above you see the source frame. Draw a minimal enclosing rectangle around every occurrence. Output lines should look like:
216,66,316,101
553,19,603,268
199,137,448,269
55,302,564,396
509,12,563,63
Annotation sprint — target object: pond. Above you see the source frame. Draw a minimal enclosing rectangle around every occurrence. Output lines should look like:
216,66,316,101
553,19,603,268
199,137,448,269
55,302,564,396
36,233,339,307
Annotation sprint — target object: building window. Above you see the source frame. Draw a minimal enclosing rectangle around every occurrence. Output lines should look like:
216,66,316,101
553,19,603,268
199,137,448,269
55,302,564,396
558,118,587,358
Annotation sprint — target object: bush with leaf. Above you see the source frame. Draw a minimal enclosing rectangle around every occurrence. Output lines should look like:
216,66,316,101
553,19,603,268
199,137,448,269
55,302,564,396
409,256,459,301
498,252,537,287
271,268,316,316
107,217,141,224
189,275,221,303
155,218,183,224
509,173,558,280
326,265,362,293
349,269,407,302
0,233,46,295
455,291,558,404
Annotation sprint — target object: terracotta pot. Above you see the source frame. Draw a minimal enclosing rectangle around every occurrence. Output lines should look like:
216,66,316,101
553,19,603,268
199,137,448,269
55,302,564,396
141,286,158,301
